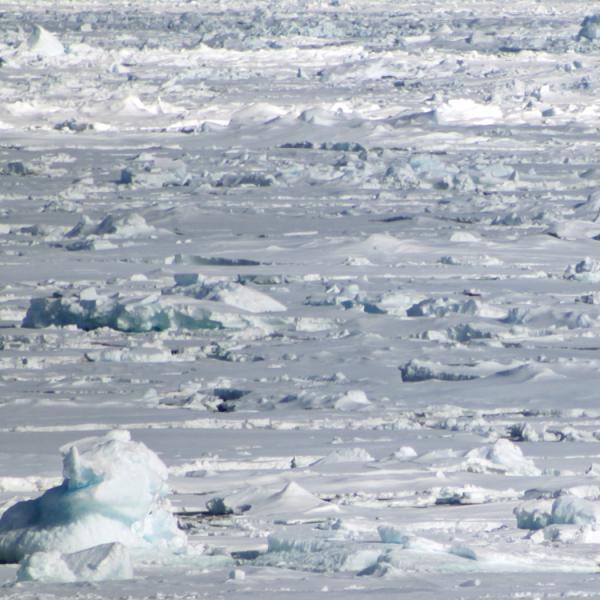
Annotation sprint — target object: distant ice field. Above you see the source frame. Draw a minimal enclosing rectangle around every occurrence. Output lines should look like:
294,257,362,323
2,1,600,597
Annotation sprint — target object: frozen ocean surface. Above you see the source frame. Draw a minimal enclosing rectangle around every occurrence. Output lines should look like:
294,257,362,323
2,0,600,597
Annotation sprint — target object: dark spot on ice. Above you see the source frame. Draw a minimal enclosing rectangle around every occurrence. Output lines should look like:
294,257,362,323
213,388,249,401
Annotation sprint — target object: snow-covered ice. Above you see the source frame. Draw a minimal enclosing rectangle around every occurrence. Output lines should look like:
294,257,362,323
4,0,600,597
0,430,185,564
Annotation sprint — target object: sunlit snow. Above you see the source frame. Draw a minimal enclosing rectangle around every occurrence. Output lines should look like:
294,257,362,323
2,0,600,598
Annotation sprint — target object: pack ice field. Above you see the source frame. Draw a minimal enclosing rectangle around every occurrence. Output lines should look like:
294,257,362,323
2,1,600,598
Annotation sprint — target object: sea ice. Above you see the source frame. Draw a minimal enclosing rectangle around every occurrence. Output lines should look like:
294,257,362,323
0,430,186,563
564,257,600,282
464,439,541,476
17,542,133,583
25,25,64,58
551,495,600,526
515,495,600,530
316,447,375,465
578,14,600,41
22,292,223,332
172,278,287,313
435,99,502,125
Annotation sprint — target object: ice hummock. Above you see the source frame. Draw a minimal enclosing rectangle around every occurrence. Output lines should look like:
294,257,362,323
515,495,600,531
464,439,541,476
0,430,186,564
26,25,65,58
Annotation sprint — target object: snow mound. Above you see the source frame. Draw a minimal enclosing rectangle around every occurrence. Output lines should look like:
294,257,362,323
209,282,286,313
26,25,64,58
305,283,383,314
449,231,481,243
435,99,502,126
253,481,332,517
464,439,541,476
333,390,372,411
391,446,418,460
0,430,185,563
316,447,375,465
119,154,190,188
209,481,336,520
551,496,600,526
17,542,132,583
173,278,286,313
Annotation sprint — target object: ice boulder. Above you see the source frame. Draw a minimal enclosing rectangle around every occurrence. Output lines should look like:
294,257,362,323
0,430,186,563
17,542,132,583
26,25,64,58
578,15,600,41
514,500,553,530
564,257,600,282
464,439,541,476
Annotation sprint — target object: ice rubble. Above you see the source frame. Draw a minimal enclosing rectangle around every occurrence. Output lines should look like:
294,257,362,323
463,439,541,476
172,277,287,313
316,447,375,465
205,481,338,520
418,439,540,476
22,279,287,332
0,430,186,564
515,495,600,530
564,257,600,282
258,525,597,577
64,212,156,248
578,14,600,41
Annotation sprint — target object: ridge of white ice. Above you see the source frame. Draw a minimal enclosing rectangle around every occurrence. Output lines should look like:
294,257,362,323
463,439,541,476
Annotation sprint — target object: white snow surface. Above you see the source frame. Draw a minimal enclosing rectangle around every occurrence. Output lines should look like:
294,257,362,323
3,1,600,598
